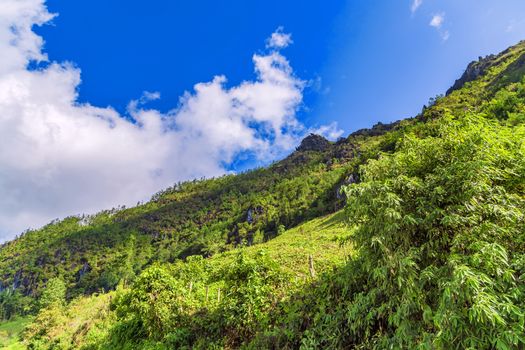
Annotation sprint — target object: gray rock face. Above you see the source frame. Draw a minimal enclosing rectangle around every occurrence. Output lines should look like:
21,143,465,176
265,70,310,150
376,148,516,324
12,270,22,290
296,134,331,152
246,206,264,224
76,261,91,281
350,121,400,138
446,54,497,95
336,174,358,200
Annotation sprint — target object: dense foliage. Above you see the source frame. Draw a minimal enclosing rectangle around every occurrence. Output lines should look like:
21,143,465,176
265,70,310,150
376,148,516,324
259,115,525,349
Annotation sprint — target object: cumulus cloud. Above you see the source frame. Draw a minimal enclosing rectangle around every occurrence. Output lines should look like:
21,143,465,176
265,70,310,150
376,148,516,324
429,13,444,28
310,122,344,140
411,0,423,14
429,13,450,41
266,26,293,49
0,1,341,242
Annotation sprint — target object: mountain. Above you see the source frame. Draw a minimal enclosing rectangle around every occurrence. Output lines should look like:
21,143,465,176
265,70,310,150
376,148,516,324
2,40,525,349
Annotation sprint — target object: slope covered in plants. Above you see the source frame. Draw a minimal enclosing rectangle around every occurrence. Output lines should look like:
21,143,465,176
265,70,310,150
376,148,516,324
0,134,360,299
15,212,350,349
2,40,525,349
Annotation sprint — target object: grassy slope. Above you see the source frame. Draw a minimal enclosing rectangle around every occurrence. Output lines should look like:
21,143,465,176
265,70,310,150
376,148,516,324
215,210,349,277
4,211,348,349
0,316,30,349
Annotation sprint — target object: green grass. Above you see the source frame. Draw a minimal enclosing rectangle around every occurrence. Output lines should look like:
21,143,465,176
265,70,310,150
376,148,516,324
0,316,31,349
213,210,349,278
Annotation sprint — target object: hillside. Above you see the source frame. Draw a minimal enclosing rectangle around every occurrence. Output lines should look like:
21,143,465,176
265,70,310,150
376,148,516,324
2,40,525,348
4,212,349,349
0,135,356,298
0,110,403,301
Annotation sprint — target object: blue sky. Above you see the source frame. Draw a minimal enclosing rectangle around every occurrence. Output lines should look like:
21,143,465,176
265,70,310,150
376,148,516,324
1,0,525,241
36,0,525,132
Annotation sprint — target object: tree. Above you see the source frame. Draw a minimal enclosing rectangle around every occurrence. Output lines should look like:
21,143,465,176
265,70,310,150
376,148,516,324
40,277,66,309
112,264,188,341
218,250,287,343
341,115,525,349
0,289,32,320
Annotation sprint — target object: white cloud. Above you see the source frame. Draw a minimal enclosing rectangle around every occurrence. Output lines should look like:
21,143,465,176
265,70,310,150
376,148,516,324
430,13,445,28
506,19,525,33
310,122,344,140
429,13,449,41
411,0,423,14
266,26,293,49
0,1,341,242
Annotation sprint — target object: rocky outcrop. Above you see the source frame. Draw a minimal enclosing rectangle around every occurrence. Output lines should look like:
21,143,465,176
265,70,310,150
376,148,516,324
350,121,400,138
12,270,22,290
446,54,497,95
296,134,331,152
336,173,358,200
246,206,264,224
76,261,91,281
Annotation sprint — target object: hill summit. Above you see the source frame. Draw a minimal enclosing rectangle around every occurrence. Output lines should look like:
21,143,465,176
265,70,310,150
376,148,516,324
296,133,331,152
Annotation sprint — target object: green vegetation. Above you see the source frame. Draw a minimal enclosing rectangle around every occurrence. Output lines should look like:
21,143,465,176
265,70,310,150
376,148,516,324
266,115,525,349
2,40,525,349
38,278,66,309
18,213,349,349
0,316,30,349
